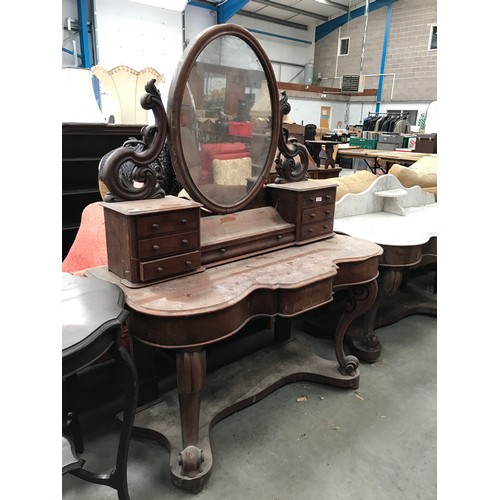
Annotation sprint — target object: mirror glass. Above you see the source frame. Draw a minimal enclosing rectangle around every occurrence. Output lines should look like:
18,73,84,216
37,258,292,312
169,26,277,212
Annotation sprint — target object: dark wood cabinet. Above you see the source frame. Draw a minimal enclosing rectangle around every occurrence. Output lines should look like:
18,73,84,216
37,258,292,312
266,180,337,243
62,123,145,260
102,197,202,286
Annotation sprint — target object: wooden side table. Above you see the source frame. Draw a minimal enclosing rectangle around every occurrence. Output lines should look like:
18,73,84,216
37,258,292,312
305,139,342,174
62,273,138,500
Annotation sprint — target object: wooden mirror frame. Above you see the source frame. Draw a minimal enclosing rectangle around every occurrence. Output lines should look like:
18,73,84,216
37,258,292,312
100,24,310,210
167,24,281,214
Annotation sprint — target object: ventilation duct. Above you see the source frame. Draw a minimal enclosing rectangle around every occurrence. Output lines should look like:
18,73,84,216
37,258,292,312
341,74,365,92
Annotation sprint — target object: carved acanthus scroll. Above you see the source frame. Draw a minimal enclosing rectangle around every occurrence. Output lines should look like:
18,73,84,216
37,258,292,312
100,80,169,202
274,91,309,184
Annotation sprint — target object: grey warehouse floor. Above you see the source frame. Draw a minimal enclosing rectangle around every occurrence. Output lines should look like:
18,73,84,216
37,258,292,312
62,268,437,500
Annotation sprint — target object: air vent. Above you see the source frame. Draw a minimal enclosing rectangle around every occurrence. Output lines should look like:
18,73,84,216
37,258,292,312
341,74,365,93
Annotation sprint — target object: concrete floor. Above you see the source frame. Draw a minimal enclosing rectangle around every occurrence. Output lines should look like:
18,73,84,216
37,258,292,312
62,270,437,500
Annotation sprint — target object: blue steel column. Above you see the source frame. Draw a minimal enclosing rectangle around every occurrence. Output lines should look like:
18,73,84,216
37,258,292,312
77,0,91,68
375,1,394,114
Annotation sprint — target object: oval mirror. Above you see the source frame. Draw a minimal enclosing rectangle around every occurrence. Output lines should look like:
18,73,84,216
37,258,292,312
167,24,280,214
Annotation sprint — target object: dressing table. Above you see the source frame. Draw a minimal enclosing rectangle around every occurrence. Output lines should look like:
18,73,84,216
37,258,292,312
333,175,437,362
89,24,383,492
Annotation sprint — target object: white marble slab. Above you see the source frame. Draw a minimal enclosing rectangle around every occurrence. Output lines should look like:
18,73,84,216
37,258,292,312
335,204,437,246
334,174,437,246
334,175,435,219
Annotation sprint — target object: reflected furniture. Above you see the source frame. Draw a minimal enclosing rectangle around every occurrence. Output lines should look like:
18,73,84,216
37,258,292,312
62,272,138,500
92,23,384,493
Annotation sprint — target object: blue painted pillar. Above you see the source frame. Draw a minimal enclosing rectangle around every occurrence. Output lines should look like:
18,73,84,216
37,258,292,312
375,1,393,114
77,0,91,68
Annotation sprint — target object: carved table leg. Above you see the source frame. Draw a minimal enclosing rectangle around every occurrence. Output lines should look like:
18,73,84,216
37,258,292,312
335,281,378,375
176,348,206,478
347,268,401,363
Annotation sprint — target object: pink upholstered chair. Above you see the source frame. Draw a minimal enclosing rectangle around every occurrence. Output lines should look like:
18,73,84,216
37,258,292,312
62,202,131,356
62,202,108,275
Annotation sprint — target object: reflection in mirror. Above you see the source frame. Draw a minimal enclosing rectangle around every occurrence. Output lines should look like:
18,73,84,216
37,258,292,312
178,32,273,208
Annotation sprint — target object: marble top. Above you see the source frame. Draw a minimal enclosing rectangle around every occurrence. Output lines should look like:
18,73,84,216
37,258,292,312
333,175,437,246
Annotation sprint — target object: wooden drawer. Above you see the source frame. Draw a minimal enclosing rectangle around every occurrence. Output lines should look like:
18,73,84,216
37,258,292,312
138,231,200,259
300,219,334,240
103,197,203,285
302,204,334,224
301,189,334,208
140,251,201,282
136,209,199,238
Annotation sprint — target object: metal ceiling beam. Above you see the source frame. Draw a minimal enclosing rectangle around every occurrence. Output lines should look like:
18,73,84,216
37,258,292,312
316,0,349,11
315,0,396,42
238,10,309,30
252,0,329,21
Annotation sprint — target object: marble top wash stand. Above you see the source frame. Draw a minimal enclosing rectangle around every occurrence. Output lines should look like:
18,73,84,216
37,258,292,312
331,175,437,362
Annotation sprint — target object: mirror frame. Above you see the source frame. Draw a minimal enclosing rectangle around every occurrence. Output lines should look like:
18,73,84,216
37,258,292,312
167,23,281,214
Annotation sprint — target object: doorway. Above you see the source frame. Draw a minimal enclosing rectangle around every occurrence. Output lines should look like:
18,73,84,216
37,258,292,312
319,106,331,130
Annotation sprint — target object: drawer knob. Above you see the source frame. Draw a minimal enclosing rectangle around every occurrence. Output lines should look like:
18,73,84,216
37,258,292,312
276,234,283,240
326,194,332,200
220,248,226,254
185,260,192,266
156,267,163,273
309,213,316,218
152,244,160,251
308,228,313,233
181,239,188,245
151,223,159,230
323,224,329,229
325,210,331,215
181,219,188,224
309,197,315,202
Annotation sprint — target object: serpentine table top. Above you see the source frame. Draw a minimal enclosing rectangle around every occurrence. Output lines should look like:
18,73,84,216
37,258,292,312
86,233,383,492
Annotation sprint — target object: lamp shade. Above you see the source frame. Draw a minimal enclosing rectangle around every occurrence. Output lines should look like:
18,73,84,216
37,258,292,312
62,67,104,123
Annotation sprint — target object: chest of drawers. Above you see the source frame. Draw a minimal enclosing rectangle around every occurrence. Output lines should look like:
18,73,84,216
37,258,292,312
266,180,337,243
103,197,203,286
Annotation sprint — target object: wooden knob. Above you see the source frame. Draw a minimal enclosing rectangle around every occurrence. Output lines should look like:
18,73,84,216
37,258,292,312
156,267,163,273
152,245,160,251
151,223,159,230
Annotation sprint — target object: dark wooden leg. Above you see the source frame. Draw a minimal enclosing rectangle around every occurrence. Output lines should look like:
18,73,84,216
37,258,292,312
71,328,139,500
347,268,400,363
334,281,378,376
176,349,207,478
274,316,293,344
324,145,334,168
63,374,84,454
309,143,321,167
133,337,158,406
